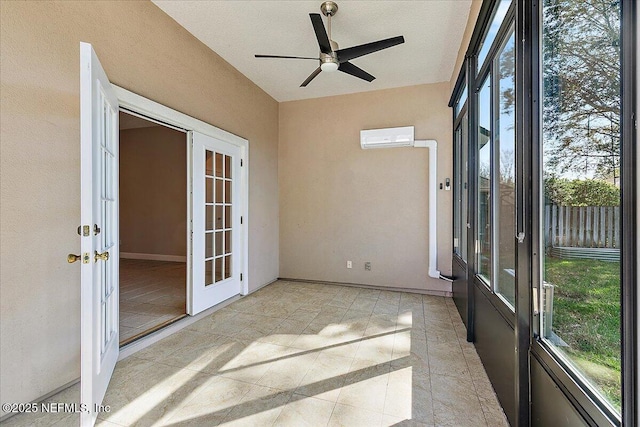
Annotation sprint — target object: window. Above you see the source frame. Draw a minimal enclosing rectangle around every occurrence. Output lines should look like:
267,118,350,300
460,112,468,262
540,0,621,414
477,77,492,284
477,0,512,71
494,30,516,306
475,9,516,308
454,86,468,262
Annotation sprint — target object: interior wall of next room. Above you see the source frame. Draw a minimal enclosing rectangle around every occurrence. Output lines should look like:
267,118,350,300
120,124,187,259
278,83,453,294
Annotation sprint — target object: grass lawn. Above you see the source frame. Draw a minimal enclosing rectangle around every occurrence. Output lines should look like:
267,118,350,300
544,256,621,411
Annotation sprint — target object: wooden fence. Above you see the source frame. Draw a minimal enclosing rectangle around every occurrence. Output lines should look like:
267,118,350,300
544,205,620,249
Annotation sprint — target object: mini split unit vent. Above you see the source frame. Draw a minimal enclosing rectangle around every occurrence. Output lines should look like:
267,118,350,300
360,126,436,149
360,126,414,149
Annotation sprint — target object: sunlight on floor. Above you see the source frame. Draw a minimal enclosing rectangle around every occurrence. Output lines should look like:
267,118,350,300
2,280,508,427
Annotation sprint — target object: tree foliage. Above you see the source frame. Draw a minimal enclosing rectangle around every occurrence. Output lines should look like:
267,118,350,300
542,0,620,178
545,177,620,206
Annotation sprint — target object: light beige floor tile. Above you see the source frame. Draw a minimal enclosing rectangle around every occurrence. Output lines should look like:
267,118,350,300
349,298,377,313
213,341,294,383
354,334,395,363
427,341,470,378
296,353,353,402
365,314,398,336
100,362,215,426
158,334,244,373
337,369,389,412
328,403,383,427
94,419,126,426
318,337,362,359
383,367,414,419
273,394,336,427
221,385,292,426
430,374,485,427
133,329,207,362
6,280,506,427
164,375,254,426
256,352,319,390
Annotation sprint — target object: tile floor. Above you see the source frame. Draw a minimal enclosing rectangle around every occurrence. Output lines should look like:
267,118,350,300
119,259,186,344
3,280,508,427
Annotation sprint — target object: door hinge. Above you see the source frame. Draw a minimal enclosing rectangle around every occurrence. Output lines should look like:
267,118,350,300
240,273,243,281
240,159,243,167
240,216,243,225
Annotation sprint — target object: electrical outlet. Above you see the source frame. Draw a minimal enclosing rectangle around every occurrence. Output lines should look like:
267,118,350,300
347,260,352,269
365,262,371,271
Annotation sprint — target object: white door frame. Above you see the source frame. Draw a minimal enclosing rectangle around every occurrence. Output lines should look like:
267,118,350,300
114,85,250,298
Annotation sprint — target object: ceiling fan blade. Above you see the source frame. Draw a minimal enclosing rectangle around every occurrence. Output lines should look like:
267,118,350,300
338,62,375,82
310,13,332,54
255,54,320,60
300,67,322,87
336,36,405,63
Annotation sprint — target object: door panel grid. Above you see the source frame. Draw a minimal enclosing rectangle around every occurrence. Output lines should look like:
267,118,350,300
99,90,118,358
204,150,233,285
190,131,243,316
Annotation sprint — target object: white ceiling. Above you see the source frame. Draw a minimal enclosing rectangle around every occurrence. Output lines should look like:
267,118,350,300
152,1,471,102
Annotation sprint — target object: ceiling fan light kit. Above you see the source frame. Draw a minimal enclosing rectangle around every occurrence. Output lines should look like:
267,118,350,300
255,1,405,87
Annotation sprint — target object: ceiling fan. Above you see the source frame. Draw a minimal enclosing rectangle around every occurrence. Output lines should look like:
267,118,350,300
255,1,405,87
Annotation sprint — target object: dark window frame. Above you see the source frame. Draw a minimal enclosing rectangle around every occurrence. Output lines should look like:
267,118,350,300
449,0,637,425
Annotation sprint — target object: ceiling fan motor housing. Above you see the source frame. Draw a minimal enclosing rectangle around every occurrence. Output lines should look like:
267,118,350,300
320,40,339,72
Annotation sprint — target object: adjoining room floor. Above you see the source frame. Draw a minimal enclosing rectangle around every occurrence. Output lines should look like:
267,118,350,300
4,280,508,427
119,259,186,344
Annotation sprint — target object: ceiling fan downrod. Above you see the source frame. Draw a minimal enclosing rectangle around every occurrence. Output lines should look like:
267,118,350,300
321,1,338,41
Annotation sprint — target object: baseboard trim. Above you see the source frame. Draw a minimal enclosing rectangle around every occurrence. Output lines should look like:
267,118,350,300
120,252,186,262
0,378,80,422
248,277,278,294
278,277,453,297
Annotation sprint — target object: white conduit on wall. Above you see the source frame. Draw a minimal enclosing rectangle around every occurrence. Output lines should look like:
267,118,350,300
414,139,441,279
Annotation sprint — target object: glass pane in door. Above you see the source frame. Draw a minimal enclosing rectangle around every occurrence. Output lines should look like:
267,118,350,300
204,150,233,286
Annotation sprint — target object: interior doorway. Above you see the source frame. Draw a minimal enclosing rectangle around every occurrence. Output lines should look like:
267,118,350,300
118,111,188,346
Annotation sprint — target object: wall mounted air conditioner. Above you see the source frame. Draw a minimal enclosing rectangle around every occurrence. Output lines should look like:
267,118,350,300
360,126,415,149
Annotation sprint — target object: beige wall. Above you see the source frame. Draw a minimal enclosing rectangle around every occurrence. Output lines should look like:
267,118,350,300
279,83,453,293
0,1,279,410
120,125,187,257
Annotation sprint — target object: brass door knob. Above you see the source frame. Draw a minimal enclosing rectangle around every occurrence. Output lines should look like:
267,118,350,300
95,251,110,262
67,254,81,263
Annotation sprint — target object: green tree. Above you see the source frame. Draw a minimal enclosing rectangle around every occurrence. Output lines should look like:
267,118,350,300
542,0,620,179
545,178,619,206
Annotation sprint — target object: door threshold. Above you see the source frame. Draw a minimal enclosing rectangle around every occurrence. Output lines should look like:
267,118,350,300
118,293,242,360
119,314,188,348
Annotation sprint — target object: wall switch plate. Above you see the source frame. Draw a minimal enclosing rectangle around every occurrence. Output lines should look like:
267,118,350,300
365,262,371,271
347,260,352,269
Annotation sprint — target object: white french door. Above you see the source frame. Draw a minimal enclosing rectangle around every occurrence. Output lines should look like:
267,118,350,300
189,131,243,315
80,42,119,427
